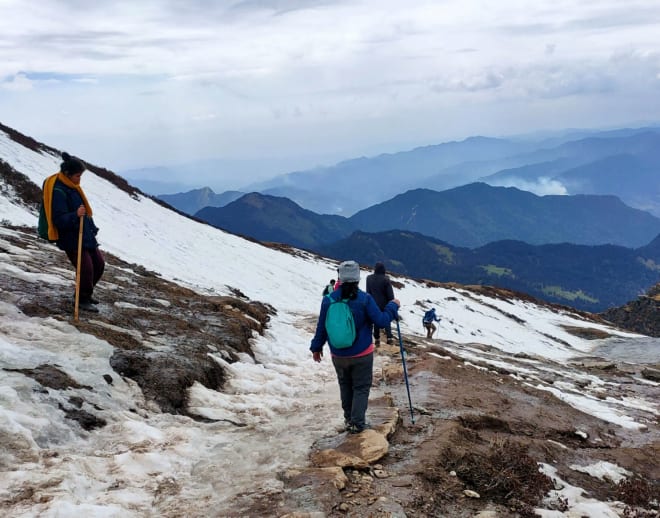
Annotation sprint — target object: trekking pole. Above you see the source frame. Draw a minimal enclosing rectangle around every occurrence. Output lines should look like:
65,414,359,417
73,215,84,321
395,318,415,424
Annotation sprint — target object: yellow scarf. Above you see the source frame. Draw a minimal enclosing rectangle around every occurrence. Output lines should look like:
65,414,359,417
43,172,93,241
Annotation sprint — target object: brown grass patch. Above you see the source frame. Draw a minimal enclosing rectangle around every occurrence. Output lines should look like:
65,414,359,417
561,325,612,339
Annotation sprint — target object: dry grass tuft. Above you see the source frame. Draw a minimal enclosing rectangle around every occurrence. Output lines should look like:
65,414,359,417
617,476,657,508
441,438,553,509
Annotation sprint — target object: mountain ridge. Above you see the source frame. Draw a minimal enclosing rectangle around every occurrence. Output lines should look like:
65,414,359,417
317,229,660,312
194,183,660,250
148,126,660,223
349,182,660,248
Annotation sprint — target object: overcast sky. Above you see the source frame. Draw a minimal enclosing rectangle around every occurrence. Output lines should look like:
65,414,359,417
1,0,660,185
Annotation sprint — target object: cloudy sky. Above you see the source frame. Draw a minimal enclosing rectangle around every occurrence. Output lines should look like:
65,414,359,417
1,0,660,186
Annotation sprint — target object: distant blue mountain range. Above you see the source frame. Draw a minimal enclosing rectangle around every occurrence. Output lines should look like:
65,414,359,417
158,126,660,219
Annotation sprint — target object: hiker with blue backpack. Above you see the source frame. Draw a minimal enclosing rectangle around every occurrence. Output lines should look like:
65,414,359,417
41,152,105,313
422,308,441,339
310,260,400,434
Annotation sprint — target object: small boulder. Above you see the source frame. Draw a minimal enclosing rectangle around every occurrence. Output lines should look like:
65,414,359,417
311,430,389,469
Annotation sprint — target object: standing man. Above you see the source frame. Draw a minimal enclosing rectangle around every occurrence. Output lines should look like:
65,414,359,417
366,262,395,345
43,152,105,313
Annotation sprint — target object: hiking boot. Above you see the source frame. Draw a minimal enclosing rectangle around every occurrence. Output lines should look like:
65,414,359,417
374,339,380,347
386,337,393,345
79,301,99,313
348,422,371,434
71,294,99,305
340,419,353,431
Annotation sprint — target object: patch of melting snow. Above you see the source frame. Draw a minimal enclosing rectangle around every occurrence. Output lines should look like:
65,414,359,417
456,349,537,375
546,439,569,450
569,461,632,484
605,395,659,414
443,338,659,431
112,301,142,310
463,361,489,371
537,464,623,518
533,384,646,430
429,352,451,360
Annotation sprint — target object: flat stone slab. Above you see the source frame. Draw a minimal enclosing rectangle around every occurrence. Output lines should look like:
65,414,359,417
311,429,389,469
309,395,398,469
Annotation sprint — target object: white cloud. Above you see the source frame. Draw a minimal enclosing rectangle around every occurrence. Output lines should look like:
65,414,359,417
488,177,569,196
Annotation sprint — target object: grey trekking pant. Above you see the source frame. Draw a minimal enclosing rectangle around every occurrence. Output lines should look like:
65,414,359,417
331,353,373,429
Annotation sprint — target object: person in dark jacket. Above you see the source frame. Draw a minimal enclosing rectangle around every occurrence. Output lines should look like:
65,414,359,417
366,262,395,345
310,260,400,434
44,152,105,312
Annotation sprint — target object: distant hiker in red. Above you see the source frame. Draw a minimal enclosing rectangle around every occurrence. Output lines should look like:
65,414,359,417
311,260,400,434
322,279,335,296
42,152,105,313
366,262,395,346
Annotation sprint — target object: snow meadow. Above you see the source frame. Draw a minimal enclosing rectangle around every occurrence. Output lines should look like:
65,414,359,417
0,128,658,517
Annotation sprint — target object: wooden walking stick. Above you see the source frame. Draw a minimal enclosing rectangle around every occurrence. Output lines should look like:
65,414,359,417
74,215,84,321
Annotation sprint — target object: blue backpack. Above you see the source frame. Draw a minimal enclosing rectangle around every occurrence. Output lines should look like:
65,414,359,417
423,310,434,323
325,295,356,349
